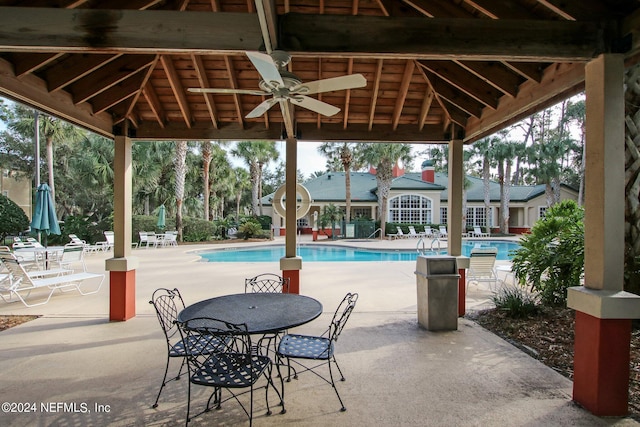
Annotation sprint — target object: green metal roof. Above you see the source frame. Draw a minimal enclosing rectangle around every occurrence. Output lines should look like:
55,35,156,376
263,171,572,204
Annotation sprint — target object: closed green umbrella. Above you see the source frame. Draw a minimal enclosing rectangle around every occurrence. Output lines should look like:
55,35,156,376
30,183,61,245
157,204,166,230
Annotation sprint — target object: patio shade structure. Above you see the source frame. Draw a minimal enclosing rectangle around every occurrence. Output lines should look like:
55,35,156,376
0,0,639,418
30,183,61,243
156,205,166,231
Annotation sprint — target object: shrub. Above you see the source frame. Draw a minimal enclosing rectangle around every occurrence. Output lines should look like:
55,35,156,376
0,194,30,242
492,285,540,318
239,220,262,240
511,200,584,307
182,217,215,242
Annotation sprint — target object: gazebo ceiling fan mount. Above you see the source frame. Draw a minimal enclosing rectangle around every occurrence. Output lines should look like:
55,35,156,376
188,50,367,118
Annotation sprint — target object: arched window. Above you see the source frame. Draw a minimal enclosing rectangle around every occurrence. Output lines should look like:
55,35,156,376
388,194,432,224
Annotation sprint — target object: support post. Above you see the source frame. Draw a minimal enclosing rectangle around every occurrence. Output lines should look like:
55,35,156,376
280,137,302,293
567,54,640,415
106,134,138,320
448,135,466,315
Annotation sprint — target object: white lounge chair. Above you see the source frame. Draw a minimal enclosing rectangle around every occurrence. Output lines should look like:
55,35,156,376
466,247,499,292
394,226,410,239
162,232,178,247
408,226,426,238
438,226,448,238
96,231,114,251
0,251,104,307
472,226,490,238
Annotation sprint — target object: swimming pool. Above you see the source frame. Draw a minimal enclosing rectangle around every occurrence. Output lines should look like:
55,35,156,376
197,240,520,262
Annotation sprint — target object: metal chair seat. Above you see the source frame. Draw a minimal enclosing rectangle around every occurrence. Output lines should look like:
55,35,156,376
190,352,271,388
278,334,334,360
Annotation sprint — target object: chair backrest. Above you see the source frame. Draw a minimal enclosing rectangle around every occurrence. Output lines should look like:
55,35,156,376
150,288,186,343
177,317,251,366
0,252,28,287
245,273,290,293
104,231,114,244
328,292,358,343
147,233,158,243
396,226,404,235
469,248,498,273
59,244,86,271
25,237,45,248
139,231,149,243
439,226,448,234
408,226,417,234
424,226,432,234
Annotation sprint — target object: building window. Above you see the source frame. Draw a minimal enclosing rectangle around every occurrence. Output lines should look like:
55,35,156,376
466,206,493,228
297,218,308,228
440,207,448,225
352,207,371,219
538,206,547,220
388,194,432,224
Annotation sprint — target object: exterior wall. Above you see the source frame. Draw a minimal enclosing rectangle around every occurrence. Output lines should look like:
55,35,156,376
1,170,32,220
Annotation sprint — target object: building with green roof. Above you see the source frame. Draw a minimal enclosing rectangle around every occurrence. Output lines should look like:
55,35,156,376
263,162,578,235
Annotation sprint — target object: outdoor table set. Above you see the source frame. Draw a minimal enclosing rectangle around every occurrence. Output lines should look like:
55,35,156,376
150,286,358,425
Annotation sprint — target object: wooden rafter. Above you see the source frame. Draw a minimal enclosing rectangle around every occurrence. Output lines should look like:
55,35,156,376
368,59,383,131
70,54,155,104
420,68,485,118
456,60,521,97
160,55,192,128
191,54,219,129
142,81,165,128
10,53,64,77
223,56,245,127
45,54,121,92
418,88,434,131
122,55,158,125
89,70,147,114
392,60,414,131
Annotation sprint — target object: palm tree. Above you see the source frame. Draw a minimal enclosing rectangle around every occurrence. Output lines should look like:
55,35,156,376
9,105,85,203
471,137,495,234
491,136,518,234
231,141,279,215
563,99,586,205
174,141,188,241
358,143,413,239
232,167,251,222
318,142,361,222
201,141,213,221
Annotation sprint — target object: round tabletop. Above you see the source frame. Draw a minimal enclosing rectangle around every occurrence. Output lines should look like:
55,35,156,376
178,293,323,334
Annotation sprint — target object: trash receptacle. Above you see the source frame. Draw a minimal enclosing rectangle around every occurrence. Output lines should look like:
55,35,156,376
415,255,460,331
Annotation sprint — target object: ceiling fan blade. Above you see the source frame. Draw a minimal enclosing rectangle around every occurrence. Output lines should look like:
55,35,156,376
291,74,367,95
245,97,279,118
290,95,340,116
246,51,284,88
188,88,267,95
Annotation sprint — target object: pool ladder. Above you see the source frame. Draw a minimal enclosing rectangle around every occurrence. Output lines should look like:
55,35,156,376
416,237,442,255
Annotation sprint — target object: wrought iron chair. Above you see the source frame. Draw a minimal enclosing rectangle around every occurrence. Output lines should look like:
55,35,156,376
244,273,290,293
177,317,285,425
276,292,358,412
149,288,218,409
245,274,291,356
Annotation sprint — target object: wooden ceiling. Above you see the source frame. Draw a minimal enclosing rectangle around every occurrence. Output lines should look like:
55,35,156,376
0,1,638,144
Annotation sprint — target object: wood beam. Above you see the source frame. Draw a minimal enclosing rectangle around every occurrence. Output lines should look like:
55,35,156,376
418,88,434,131
421,68,484,118
133,119,450,142
0,8,263,54
465,62,585,142
92,71,146,114
122,55,158,125
343,58,354,129
504,61,546,82
0,8,621,61
279,14,611,61
0,57,113,137
160,55,192,128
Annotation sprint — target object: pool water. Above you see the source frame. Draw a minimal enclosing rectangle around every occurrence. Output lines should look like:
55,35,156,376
198,240,520,262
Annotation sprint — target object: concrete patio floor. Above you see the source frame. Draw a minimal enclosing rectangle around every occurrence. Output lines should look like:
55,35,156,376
0,236,637,426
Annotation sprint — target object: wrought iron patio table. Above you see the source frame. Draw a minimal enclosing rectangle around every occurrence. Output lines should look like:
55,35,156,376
177,293,323,334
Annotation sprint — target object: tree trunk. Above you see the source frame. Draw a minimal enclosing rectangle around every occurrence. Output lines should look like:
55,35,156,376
202,142,212,221
625,63,640,293
483,156,491,234
345,169,351,222
501,162,512,234
250,163,260,215
46,136,55,203
174,141,187,241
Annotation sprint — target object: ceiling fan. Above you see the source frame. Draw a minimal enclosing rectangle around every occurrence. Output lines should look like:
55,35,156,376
188,50,367,118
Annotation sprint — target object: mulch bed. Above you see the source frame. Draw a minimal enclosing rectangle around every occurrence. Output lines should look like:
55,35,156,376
470,306,640,418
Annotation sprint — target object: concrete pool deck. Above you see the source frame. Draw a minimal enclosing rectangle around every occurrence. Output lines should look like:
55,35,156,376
0,235,636,426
